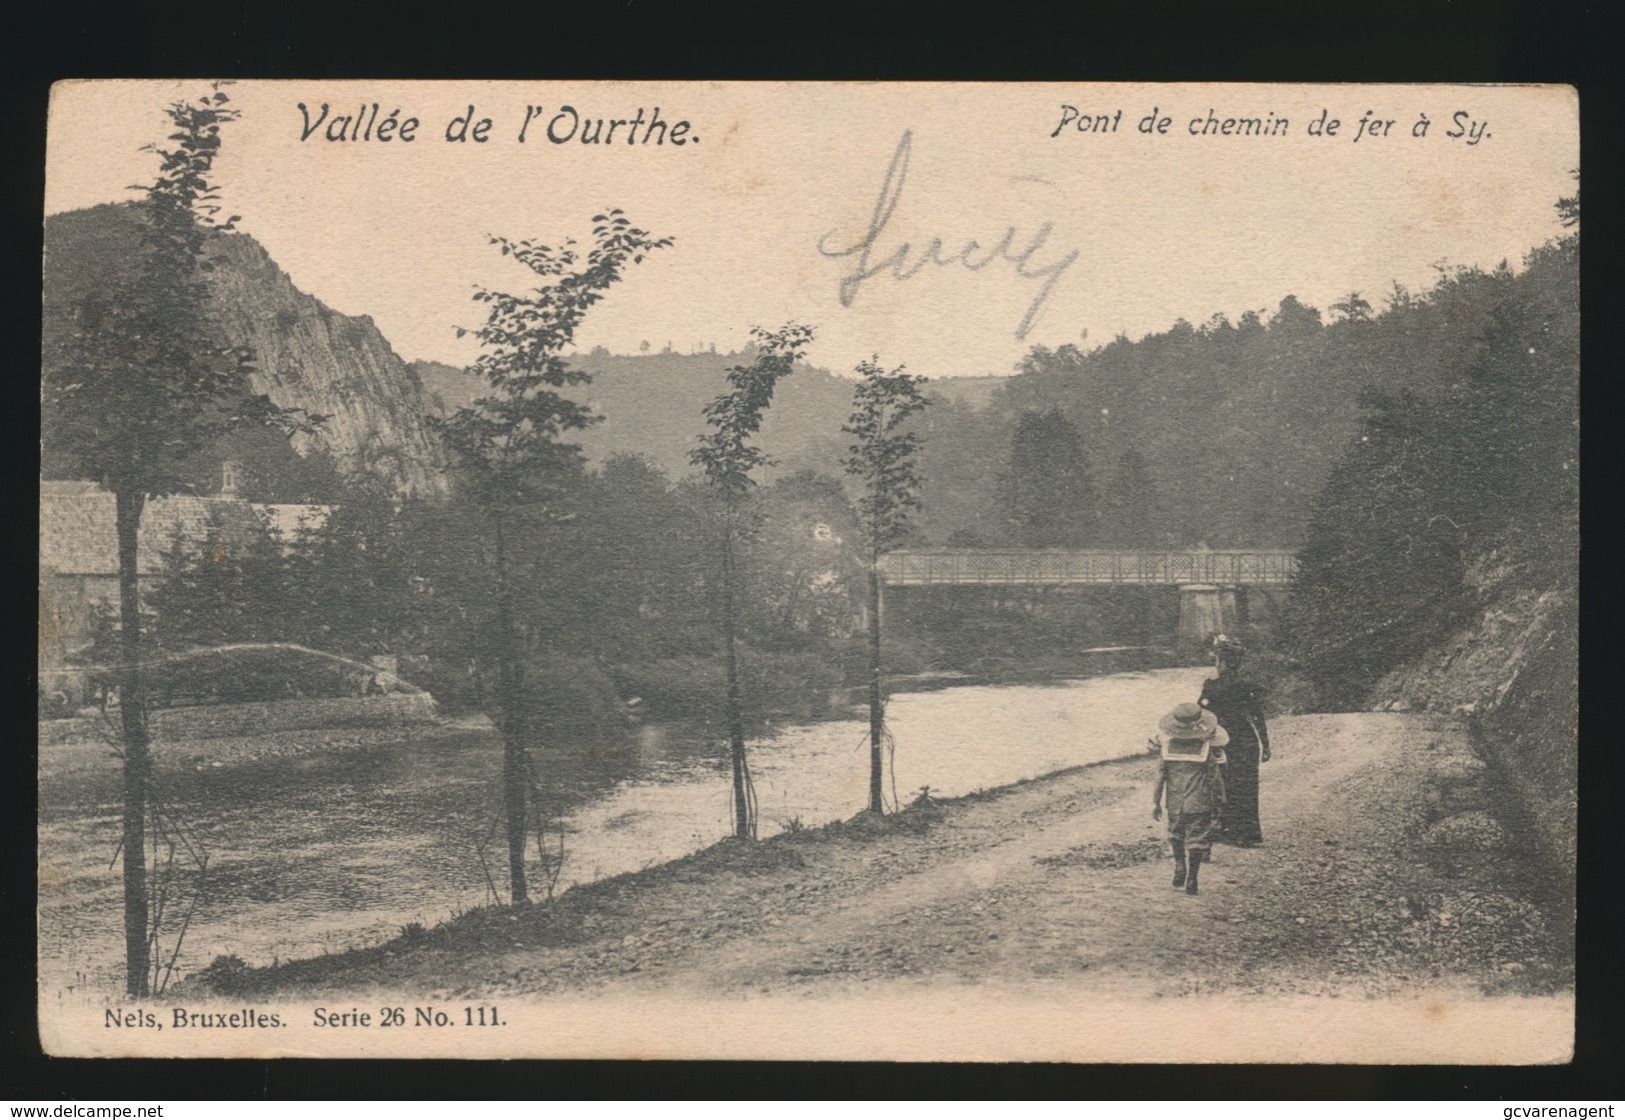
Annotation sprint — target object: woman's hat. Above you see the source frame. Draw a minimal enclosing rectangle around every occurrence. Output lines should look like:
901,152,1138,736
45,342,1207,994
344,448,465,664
1159,701,1221,740
1213,635,1247,658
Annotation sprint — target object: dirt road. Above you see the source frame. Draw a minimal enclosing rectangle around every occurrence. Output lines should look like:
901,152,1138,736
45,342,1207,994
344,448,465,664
218,711,1568,1005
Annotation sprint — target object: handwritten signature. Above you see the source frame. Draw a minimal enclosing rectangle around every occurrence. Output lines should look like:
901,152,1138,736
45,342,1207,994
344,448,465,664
818,131,1079,340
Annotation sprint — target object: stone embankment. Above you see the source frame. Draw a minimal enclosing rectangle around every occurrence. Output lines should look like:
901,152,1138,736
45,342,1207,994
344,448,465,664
39,695,441,779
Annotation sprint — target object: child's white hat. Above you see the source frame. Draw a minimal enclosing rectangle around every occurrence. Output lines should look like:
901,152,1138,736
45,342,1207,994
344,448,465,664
1158,701,1222,741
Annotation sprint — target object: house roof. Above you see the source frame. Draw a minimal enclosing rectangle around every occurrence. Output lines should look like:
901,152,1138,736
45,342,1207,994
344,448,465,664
40,482,273,577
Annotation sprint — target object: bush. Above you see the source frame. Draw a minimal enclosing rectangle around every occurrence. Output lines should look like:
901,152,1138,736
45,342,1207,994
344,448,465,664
1265,673,1321,716
147,646,355,706
411,656,484,716
742,648,844,721
38,686,75,720
609,656,727,722
513,654,632,758
610,646,846,725
833,633,942,682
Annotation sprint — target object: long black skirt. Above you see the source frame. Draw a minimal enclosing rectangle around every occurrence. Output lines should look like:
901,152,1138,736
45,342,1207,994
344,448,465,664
1220,738,1263,844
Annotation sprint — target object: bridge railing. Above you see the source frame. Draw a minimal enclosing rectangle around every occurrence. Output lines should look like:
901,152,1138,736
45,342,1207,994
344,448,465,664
877,549,1298,587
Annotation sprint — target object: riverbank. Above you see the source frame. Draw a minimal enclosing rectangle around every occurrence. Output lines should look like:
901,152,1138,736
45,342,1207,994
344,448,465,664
42,669,1220,1002
186,711,1571,1014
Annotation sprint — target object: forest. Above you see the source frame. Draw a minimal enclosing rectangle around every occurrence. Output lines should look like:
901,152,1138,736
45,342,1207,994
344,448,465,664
66,195,1578,731
60,185,1580,719
40,86,1577,998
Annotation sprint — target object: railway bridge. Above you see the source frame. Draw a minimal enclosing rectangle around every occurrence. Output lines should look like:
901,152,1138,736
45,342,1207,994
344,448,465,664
876,549,1298,646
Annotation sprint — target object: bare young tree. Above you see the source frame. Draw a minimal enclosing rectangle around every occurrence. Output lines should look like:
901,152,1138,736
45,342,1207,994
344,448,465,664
42,84,307,996
842,358,930,814
437,211,670,903
691,324,816,838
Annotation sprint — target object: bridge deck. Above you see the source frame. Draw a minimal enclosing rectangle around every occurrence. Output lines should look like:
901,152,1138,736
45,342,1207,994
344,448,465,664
878,549,1297,587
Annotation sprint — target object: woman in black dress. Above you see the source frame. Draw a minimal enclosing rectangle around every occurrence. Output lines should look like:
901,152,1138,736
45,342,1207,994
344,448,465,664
1199,636,1270,845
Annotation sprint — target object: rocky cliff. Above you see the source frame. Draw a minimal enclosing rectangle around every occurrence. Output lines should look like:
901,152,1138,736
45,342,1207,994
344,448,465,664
205,233,447,495
44,204,447,497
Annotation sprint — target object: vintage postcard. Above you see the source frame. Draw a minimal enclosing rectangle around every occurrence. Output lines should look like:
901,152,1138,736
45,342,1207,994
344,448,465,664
39,80,1578,1061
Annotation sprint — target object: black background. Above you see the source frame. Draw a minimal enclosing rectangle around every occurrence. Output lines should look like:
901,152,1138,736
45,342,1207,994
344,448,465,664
6,0,1616,1101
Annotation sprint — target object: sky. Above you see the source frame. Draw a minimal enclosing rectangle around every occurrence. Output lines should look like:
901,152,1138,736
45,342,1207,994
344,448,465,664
45,80,1578,378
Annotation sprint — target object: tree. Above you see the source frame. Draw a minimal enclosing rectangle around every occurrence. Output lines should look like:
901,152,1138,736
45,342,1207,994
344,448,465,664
1290,200,1578,705
1329,291,1374,323
1102,446,1159,548
143,509,300,703
1268,294,1324,335
573,454,707,664
910,394,1009,547
1004,409,1097,547
751,470,861,651
842,357,930,814
691,324,816,839
1290,387,1472,705
434,210,670,903
41,84,306,996
1556,170,1579,230
295,472,426,662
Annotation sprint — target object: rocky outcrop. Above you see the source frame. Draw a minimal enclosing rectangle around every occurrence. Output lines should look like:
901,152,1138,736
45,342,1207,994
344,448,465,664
44,204,447,497
200,233,447,496
1368,552,1571,718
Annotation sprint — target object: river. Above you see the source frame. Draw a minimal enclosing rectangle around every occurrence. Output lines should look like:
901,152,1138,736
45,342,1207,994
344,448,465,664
38,666,1209,1000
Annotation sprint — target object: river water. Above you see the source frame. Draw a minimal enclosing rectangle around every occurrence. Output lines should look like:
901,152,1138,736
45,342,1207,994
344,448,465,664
38,666,1209,999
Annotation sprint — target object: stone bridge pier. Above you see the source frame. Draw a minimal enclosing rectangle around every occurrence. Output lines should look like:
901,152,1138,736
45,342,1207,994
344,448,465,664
1176,584,1242,648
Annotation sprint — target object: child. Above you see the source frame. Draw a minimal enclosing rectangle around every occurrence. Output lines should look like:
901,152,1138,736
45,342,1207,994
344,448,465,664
1150,702,1229,895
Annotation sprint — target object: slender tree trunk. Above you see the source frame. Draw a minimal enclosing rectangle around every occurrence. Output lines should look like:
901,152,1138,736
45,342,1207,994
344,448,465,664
493,519,528,903
867,553,885,814
114,488,150,997
721,516,750,839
